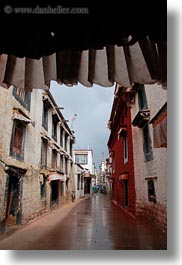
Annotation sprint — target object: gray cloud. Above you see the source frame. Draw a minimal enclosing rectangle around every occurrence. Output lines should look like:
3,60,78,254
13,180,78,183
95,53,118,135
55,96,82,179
50,81,114,169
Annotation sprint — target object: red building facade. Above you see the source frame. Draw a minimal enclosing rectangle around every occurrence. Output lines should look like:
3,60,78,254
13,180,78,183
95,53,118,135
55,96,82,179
107,85,136,215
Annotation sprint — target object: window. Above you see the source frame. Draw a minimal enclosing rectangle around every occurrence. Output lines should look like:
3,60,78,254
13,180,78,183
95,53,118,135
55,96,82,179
60,127,63,147
70,141,73,156
65,133,68,151
123,133,128,163
41,138,48,168
75,154,88,165
52,114,59,141
10,121,25,160
143,125,153,161
60,154,64,171
65,158,68,174
12,86,31,111
147,179,156,203
51,150,57,168
138,84,148,110
42,102,49,131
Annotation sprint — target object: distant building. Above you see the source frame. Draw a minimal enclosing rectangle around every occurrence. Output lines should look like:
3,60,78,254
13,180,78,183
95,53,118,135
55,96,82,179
98,159,111,193
73,149,96,195
74,163,85,200
0,85,75,232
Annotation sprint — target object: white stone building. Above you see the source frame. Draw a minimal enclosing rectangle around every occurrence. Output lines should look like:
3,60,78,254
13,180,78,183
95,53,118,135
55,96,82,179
73,149,96,194
0,85,75,232
74,163,85,200
131,83,167,230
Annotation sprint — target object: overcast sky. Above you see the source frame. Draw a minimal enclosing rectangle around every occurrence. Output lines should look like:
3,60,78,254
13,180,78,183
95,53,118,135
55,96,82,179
50,81,115,169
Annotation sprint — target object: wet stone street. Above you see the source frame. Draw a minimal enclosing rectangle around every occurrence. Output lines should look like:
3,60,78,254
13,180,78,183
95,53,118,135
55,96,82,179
0,194,167,250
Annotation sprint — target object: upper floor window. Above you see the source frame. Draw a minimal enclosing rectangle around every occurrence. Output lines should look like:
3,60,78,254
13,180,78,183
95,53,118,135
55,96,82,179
12,86,31,111
70,141,73,156
10,121,26,161
65,133,68,151
42,102,49,131
75,154,88,165
60,127,63,147
41,138,48,168
51,150,57,168
60,154,64,171
138,84,148,110
65,157,68,174
52,114,59,141
143,125,153,162
123,133,128,163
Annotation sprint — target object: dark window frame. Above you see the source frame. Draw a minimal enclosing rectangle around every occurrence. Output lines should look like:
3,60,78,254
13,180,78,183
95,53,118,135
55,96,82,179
138,84,148,110
10,120,26,161
51,150,57,169
41,138,48,168
123,132,128,163
60,127,63,147
52,114,59,141
147,179,157,203
42,102,49,131
142,125,154,162
65,133,68,151
12,86,31,112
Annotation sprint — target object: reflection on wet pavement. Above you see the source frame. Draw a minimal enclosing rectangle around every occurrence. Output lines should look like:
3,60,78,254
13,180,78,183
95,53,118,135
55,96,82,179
38,194,166,250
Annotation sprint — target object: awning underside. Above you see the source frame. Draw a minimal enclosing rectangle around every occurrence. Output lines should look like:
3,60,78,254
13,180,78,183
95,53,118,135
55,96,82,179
0,1,166,91
48,172,64,182
0,39,166,91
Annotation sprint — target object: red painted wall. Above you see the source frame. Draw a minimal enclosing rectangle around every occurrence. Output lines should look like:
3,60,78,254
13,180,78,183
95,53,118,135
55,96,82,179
109,105,136,214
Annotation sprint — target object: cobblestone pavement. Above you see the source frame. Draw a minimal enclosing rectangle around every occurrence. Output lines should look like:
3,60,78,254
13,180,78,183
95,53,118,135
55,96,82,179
0,193,167,250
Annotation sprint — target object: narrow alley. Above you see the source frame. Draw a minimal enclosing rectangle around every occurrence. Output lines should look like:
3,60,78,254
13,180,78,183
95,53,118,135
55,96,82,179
0,194,167,250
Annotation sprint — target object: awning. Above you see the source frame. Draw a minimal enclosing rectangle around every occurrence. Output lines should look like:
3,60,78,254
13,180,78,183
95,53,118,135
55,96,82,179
0,1,166,91
48,172,64,182
150,103,167,148
0,40,166,91
153,116,167,148
12,110,32,123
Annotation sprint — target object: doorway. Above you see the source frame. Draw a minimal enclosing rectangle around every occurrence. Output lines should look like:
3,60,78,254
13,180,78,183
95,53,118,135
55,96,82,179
51,180,59,207
84,178,91,194
5,175,22,226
